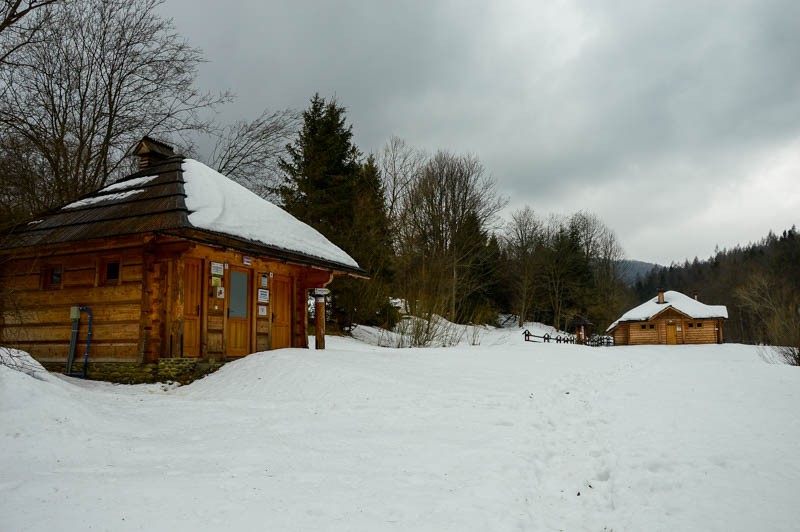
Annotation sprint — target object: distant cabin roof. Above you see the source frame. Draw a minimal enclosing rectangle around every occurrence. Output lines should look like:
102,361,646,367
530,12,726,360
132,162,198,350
606,290,728,332
1,157,362,275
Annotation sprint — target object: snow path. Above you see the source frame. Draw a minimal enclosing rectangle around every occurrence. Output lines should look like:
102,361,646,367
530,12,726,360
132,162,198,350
2,335,799,531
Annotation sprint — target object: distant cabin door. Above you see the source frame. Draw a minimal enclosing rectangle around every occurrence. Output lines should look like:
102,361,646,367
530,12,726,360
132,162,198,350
183,258,203,357
666,323,677,345
272,274,292,349
227,267,251,356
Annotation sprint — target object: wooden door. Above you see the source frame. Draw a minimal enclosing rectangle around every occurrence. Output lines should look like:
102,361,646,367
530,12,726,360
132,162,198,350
272,274,292,349
227,267,251,356
666,323,677,345
183,258,203,357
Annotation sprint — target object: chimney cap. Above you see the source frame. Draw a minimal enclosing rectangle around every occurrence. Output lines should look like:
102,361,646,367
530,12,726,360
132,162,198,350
134,136,176,158
134,136,178,170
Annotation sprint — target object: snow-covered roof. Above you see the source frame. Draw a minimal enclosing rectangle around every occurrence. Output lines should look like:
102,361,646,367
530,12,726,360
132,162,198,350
607,290,728,332
182,159,359,270
2,154,361,274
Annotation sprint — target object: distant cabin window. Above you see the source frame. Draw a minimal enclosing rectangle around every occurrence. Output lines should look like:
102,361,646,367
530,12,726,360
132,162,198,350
697,323,703,328
688,323,694,328
641,324,647,329
649,324,655,329
101,259,121,285
43,264,63,289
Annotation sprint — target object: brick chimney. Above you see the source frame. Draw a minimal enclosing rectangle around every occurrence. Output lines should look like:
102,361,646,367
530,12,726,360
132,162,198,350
133,136,176,170
657,288,665,304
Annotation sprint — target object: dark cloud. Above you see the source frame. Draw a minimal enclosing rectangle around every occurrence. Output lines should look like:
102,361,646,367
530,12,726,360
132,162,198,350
160,0,800,264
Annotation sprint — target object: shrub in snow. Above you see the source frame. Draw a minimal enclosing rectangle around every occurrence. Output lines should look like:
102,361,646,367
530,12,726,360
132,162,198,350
391,314,466,348
0,348,49,380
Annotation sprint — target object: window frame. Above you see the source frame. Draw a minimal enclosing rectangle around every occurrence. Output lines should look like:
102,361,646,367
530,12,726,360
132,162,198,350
42,264,63,290
99,256,122,286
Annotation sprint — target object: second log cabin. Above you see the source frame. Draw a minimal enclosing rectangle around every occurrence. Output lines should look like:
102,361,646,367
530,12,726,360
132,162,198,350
607,289,727,346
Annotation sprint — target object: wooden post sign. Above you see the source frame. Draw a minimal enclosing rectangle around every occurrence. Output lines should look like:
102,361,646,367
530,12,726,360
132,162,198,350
313,288,329,350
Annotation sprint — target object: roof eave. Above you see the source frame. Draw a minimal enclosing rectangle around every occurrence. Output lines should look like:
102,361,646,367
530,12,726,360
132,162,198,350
163,227,368,278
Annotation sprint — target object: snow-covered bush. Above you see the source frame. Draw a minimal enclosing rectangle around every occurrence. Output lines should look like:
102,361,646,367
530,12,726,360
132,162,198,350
0,347,49,380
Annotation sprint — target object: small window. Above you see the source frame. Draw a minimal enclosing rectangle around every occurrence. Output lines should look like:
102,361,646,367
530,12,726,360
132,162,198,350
100,258,121,285
697,322,703,328
641,324,647,330
649,324,655,329
42,264,63,289
688,323,694,328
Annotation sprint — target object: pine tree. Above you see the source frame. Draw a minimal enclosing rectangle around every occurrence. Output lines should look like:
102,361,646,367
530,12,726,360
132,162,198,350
279,95,395,330
279,94,360,242
329,156,397,329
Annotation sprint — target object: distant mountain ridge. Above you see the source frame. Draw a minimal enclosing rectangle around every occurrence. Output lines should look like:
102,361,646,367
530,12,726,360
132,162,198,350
617,259,660,286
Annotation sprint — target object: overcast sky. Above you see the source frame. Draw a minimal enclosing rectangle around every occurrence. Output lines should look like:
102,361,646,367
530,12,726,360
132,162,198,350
160,0,800,265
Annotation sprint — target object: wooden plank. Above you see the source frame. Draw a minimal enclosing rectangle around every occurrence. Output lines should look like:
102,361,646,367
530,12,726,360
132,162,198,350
122,264,143,282
271,274,292,349
207,331,223,353
5,283,142,307
122,254,143,266
2,303,141,325
256,335,269,351
3,274,41,290
294,276,308,348
183,258,202,357
138,247,156,363
63,268,96,287
201,259,210,359
2,322,140,343
23,342,140,362
207,315,223,331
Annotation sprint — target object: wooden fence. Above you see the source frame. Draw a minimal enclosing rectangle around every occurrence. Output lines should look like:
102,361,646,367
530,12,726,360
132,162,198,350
522,329,614,347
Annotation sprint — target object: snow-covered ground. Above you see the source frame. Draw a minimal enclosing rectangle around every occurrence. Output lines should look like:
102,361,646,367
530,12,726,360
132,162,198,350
2,328,799,531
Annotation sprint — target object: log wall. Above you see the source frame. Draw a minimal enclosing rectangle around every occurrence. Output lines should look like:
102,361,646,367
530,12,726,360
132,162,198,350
613,310,724,346
0,237,146,362
1,234,340,376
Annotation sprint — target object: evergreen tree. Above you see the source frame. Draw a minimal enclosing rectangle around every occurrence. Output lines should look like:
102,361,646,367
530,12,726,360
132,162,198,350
279,95,395,330
279,94,360,242
329,156,397,329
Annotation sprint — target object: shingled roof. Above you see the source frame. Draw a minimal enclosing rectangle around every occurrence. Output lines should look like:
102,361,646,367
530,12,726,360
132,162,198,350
1,149,364,276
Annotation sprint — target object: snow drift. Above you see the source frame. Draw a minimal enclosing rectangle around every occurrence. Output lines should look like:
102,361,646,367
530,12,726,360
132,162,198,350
2,332,799,531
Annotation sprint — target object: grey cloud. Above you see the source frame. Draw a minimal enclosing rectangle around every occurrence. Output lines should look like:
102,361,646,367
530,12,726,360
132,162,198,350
160,0,800,263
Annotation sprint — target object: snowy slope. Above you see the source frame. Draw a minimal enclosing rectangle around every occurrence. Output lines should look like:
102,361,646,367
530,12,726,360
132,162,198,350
2,335,799,531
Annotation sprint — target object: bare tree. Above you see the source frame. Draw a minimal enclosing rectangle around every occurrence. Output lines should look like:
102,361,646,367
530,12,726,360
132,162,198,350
736,272,800,365
0,0,230,220
503,206,542,327
397,150,506,322
379,135,425,230
209,108,299,201
570,210,627,326
0,0,60,65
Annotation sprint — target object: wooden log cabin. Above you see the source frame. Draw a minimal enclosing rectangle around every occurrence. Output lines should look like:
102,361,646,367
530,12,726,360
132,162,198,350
606,290,727,346
0,137,364,382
